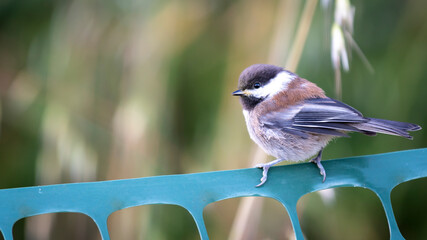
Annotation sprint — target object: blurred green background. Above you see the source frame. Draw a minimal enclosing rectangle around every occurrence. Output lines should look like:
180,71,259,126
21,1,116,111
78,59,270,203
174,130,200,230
0,0,426,239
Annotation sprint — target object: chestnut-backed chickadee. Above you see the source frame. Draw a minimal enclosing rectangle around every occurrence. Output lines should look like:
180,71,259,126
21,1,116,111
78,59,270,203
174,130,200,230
232,64,421,187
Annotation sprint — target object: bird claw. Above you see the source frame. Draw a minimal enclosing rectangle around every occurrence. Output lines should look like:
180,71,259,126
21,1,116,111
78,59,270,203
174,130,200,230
253,159,285,187
310,150,326,182
318,164,326,182
255,165,270,187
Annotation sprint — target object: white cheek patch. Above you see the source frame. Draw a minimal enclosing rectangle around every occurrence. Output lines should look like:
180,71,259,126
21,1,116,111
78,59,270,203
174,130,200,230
248,71,294,99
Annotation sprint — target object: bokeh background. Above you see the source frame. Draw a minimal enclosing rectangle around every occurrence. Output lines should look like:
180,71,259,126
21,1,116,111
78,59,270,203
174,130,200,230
1,0,427,239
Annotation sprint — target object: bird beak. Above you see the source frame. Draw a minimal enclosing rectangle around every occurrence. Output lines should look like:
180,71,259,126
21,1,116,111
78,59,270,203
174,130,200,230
232,89,244,96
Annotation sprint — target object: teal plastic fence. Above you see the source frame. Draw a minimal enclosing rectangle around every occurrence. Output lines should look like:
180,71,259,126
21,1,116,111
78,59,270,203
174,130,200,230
1,148,426,240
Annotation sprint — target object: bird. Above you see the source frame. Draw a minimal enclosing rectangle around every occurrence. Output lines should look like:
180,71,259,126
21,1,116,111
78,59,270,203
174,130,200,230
232,64,421,187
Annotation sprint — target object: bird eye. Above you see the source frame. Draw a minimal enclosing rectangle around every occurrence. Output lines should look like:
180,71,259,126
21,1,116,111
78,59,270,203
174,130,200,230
253,82,261,89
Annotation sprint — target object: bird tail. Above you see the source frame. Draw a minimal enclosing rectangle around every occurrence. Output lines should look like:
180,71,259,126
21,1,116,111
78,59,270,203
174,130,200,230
352,118,421,139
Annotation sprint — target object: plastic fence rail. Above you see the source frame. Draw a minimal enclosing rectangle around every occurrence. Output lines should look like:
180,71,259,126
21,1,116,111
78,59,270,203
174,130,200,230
1,148,426,240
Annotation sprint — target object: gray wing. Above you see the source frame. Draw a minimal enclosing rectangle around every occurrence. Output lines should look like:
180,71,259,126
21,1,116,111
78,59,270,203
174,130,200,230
261,98,371,139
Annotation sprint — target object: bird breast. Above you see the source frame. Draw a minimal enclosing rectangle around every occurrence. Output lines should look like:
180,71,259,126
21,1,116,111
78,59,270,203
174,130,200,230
242,109,334,162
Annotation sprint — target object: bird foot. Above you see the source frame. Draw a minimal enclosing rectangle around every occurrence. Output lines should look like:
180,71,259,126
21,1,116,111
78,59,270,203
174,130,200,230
254,164,270,187
310,150,326,182
254,158,285,187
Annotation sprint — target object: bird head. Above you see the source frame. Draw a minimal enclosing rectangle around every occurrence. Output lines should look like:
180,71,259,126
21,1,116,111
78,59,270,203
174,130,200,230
232,64,297,110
